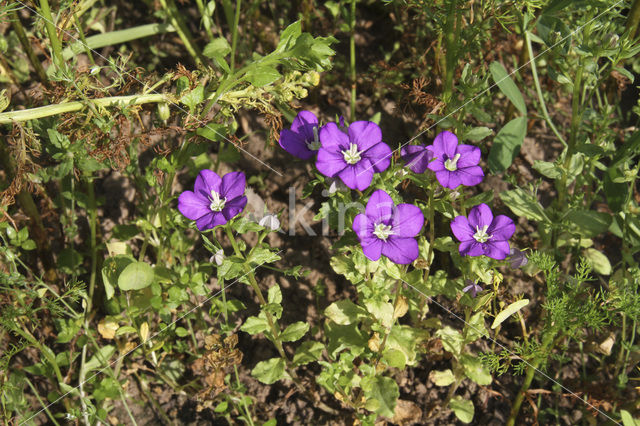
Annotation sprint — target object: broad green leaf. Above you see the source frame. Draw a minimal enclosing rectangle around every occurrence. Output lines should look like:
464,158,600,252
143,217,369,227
490,62,527,114
203,37,231,59
325,322,367,359
324,300,367,325
275,21,302,53
180,85,204,112
584,248,612,275
251,358,285,384
386,325,424,367
492,299,529,329
460,354,492,385
245,66,281,87
533,160,561,179
84,345,116,372
117,261,154,291
267,284,282,304
565,210,612,238
330,255,364,284
54,318,81,343
620,409,640,426
280,322,309,342
364,299,394,329
361,375,398,419
196,124,228,142
240,315,269,335
430,369,455,386
500,189,547,222
247,247,281,266
450,396,474,423
488,116,527,173
292,341,324,366
382,348,406,369
464,312,488,343
435,326,463,356
463,126,493,142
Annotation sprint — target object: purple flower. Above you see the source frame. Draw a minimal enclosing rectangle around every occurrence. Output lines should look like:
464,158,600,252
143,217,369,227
508,248,528,269
462,280,483,298
400,144,433,174
178,170,248,231
353,190,424,264
450,203,515,260
427,131,484,189
278,110,320,160
316,121,392,191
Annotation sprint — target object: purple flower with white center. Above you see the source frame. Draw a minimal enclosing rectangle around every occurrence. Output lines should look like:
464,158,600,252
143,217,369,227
316,121,392,191
178,170,248,231
508,248,528,269
427,131,484,189
462,280,483,298
450,203,515,260
400,144,433,174
278,110,320,160
353,190,424,264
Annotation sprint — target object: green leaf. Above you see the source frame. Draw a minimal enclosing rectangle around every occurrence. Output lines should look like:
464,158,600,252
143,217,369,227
330,255,364,284
463,126,493,142
500,189,547,222
180,85,204,112
280,322,309,342
584,248,612,275
382,348,406,369
54,318,81,343
325,322,368,359
292,341,324,366
247,247,281,267
361,375,398,419
490,62,527,114
275,21,302,53
492,299,529,329
240,315,270,335
460,354,492,385
196,124,228,142
245,66,281,87
565,210,612,238
533,160,562,179
430,369,455,386
464,312,488,343
84,345,116,372
620,409,640,426
251,358,285,384
364,299,394,329
450,396,474,423
203,37,231,59
324,300,367,325
117,261,154,291
488,116,527,173
267,284,282,304
435,326,463,356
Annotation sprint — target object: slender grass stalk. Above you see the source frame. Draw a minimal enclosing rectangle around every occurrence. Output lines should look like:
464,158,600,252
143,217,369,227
230,0,242,73
626,0,640,39
158,0,205,66
38,0,64,69
195,0,214,41
442,0,458,107
24,378,61,426
72,11,95,65
221,0,235,33
9,10,49,86
0,93,169,124
349,0,357,121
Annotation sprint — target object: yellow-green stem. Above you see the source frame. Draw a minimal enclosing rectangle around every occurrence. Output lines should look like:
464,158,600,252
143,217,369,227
39,0,64,69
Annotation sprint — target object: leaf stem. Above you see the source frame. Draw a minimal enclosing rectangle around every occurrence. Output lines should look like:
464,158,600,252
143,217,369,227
38,0,64,69
230,0,242,73
349,0,357,121
9,10,50,86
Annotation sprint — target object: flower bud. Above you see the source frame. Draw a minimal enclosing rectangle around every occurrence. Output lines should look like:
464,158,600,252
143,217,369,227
210,249,225,266
259,214,280,231
157,103,170,121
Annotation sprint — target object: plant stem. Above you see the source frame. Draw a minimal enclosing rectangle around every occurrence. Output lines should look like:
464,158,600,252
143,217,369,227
626,0,640,39
442,0,458,107
349,0,357,121
230,0,242,73
9,10,50,86
38,0,64,69
524,30,567,148
24,378,61,426
558,63,583,208
158,0,205,66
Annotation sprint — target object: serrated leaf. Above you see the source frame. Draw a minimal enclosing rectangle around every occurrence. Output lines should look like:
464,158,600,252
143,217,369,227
251,358,285,384
490,62,527,114
364,299,394,329
203,37,231,59
280,321,309,342
492,299,529,329
488,116,527,173
117,261,154,291
450,396,474,423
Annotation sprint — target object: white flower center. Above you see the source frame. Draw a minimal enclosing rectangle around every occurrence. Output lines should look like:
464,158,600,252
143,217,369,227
373,223,394,241
473,225,492,243
342,143,362,164
209,190,226,212
444,153,461,171
307,126,321,151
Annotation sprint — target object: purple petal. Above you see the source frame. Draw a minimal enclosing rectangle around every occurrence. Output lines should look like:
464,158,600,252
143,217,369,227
361,142,392,173
290,110,318,141
459,240,485,257
392,204,424,237
316,149,346,177
196,212,227,231
455,144,481,168
433,131,458,158
366,190,394,224
382,237,419,264
279,129,315,160
361,236,383,261
194,169,222,199
353,214,372,240
401,145,431,173
484,240,511,259
339,160,373,191
488,214,516,241
348,121,382,151
221,171,246,200
222,196,247,220
178,191,210,220
319,122,350,150
457,165,484,187
468,203,493,228
450,215,474,242
435,170,462,189
426,157,445,172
